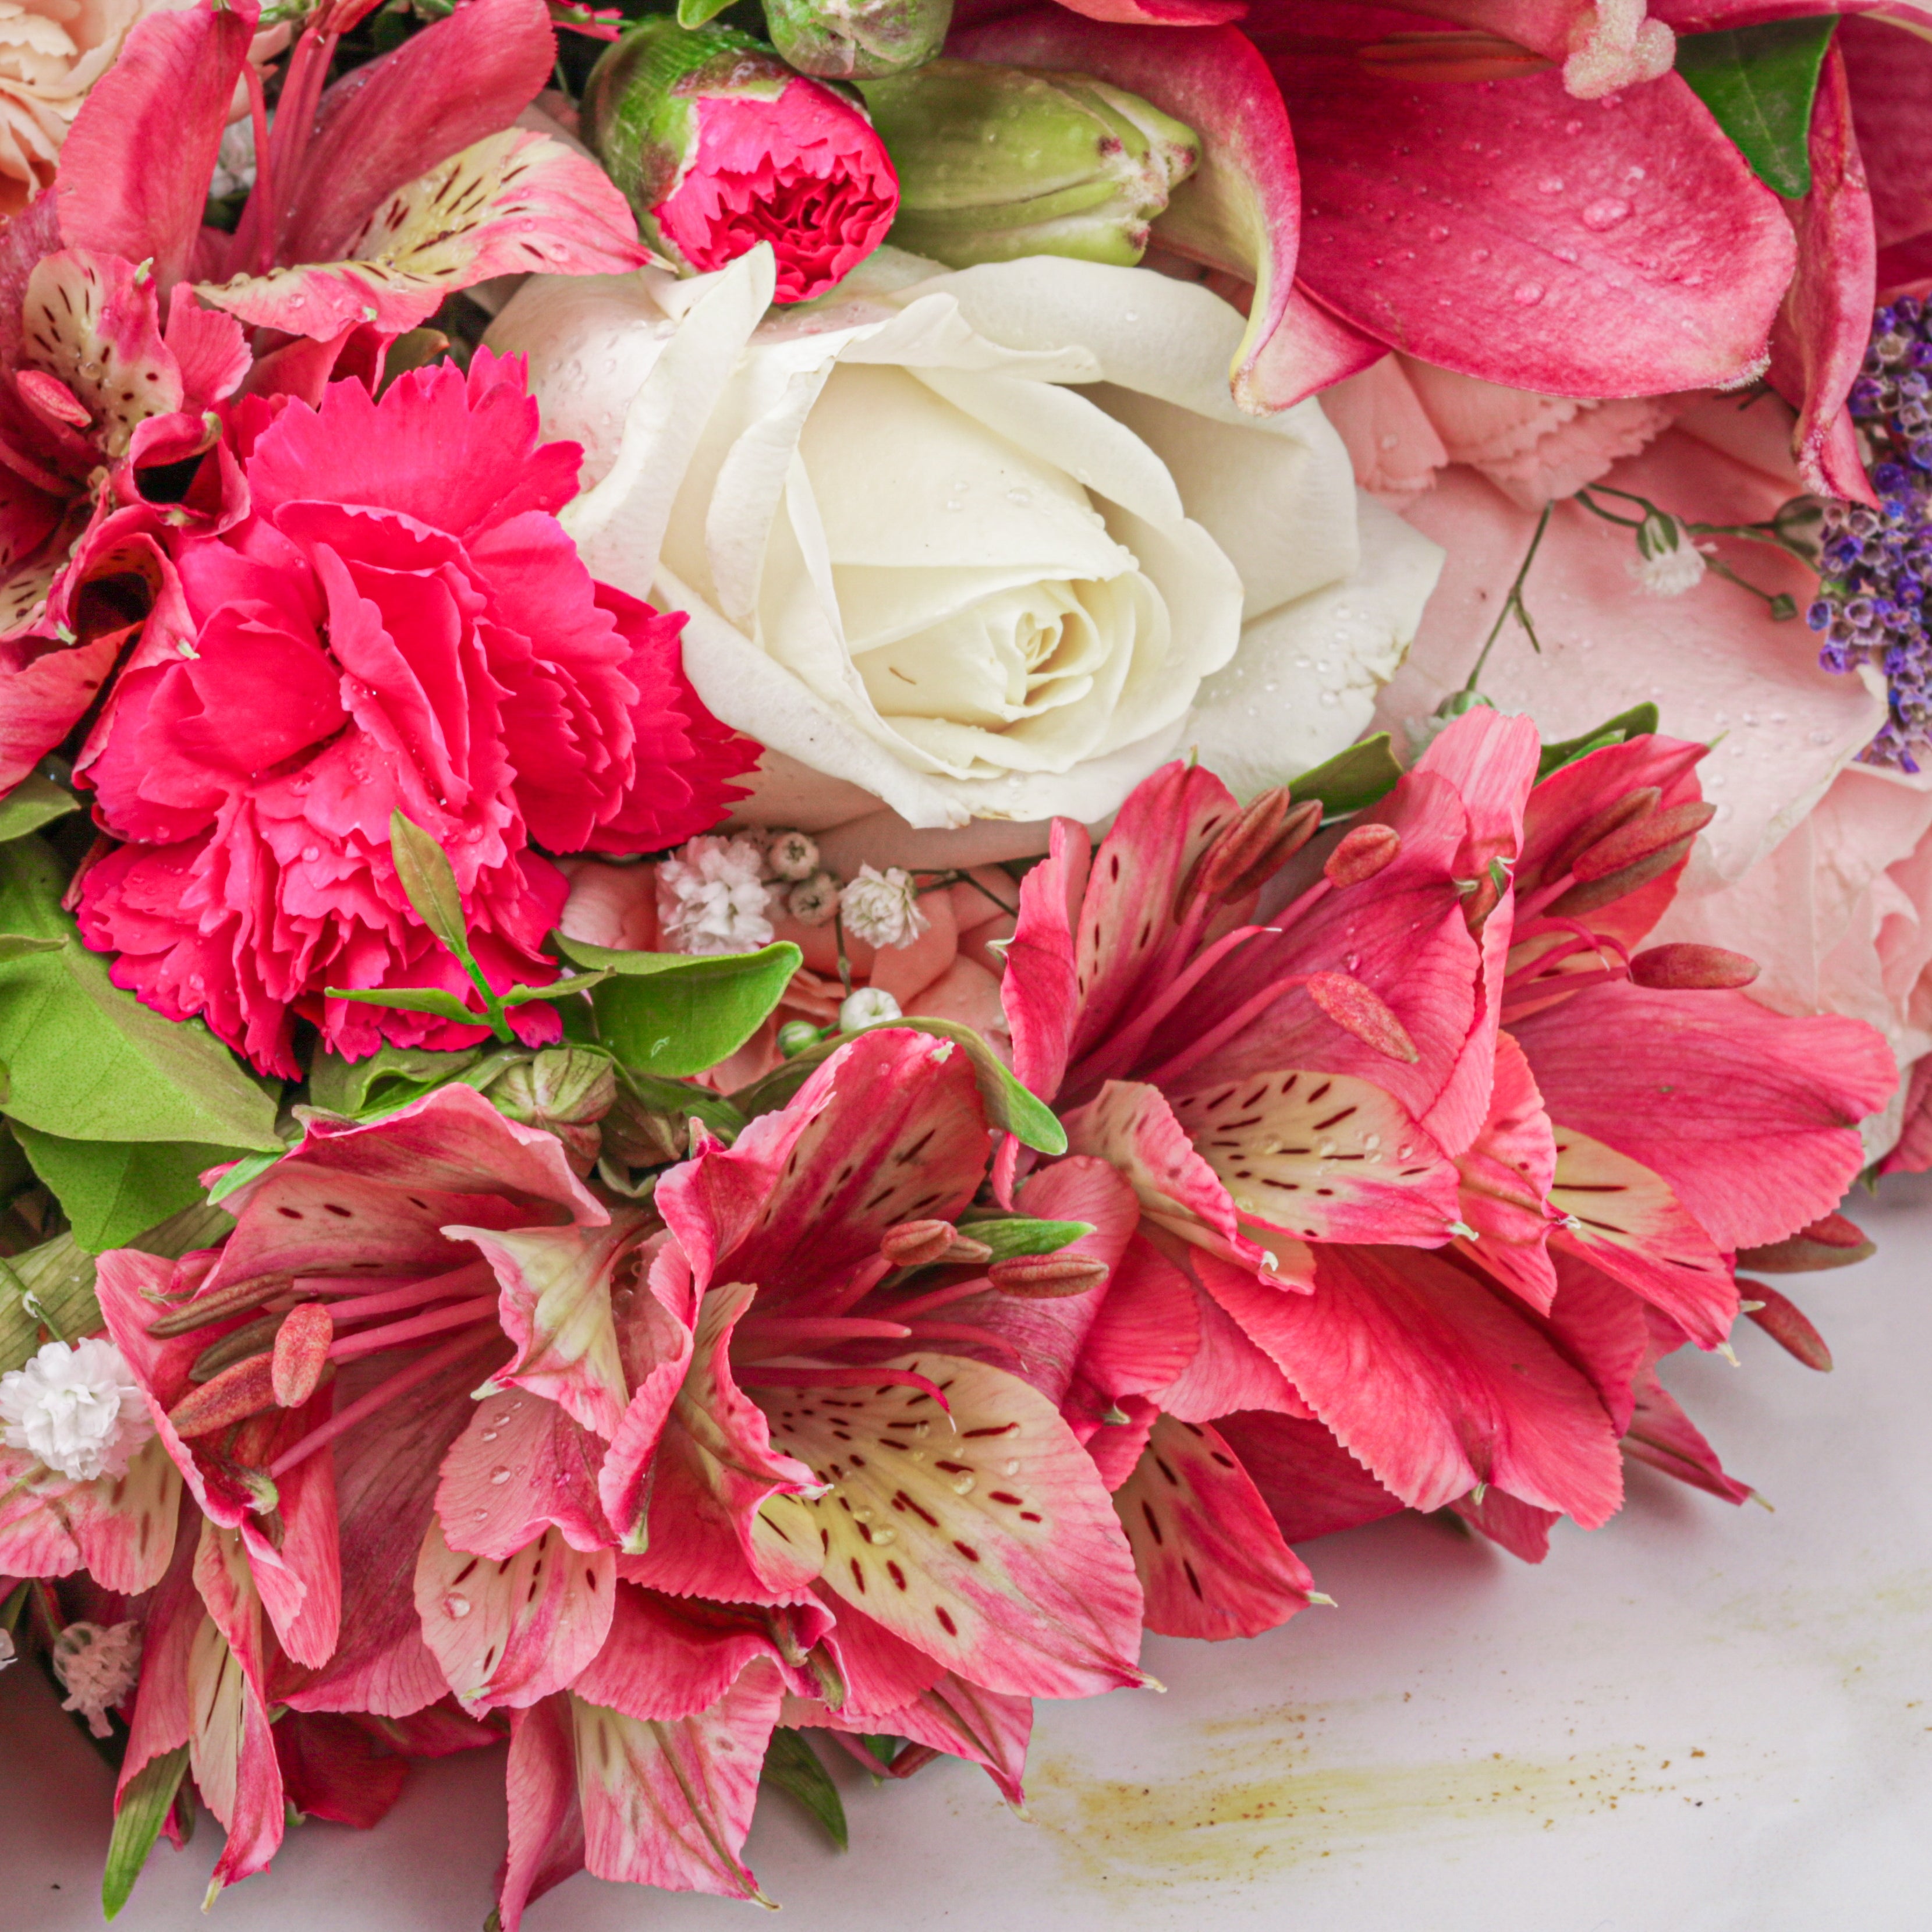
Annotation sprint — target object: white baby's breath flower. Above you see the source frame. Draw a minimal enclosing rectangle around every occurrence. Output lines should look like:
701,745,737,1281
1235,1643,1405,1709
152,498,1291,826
788,871,841,927
1629,511,1707,597
840,864,928,949
656,835,775,956
208,115,257,200
51,1621,141,1738
764,829,820,882
0,1338,151,1483
840,987,903,1031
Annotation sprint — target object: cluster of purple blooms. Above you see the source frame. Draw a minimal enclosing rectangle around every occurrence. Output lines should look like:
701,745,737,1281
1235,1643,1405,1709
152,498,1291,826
1807,297,1932,772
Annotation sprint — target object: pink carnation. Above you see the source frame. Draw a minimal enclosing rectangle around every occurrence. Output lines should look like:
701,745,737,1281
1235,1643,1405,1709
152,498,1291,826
74,350,751,1077
654,81,898,304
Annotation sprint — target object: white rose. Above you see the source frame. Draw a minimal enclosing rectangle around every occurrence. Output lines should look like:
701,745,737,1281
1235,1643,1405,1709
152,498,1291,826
488,246,1442,859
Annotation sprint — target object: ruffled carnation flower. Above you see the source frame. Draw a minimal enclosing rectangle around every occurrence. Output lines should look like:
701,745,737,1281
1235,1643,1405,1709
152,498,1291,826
73,351,751,1075
51,1619,142,1737
839,863,928,949
657,834,775,955
0,1337,151,1482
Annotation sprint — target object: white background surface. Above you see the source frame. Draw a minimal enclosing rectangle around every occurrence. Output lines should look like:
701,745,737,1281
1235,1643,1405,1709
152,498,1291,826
4,1177,1928,1932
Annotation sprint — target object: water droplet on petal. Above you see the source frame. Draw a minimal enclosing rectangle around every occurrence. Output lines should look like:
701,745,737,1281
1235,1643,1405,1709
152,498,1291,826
951,1473,976,1496
1512,283,1545,306
1581,197,1631,232
444,1593,471,1618
1537,175,1565,193
490,1467,511,1485
1003,1460,1020,1476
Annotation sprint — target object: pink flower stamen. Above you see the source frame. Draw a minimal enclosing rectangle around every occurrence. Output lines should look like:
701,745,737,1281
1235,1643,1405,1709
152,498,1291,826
268,1330,492,1479
326,1295,498,1363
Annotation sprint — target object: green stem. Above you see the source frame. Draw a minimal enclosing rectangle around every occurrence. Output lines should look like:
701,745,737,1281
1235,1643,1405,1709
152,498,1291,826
1462,501,1553,694
455,954,517,1045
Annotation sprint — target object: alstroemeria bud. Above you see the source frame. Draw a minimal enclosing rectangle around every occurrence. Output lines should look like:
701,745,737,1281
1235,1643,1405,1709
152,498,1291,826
857,59,1199,270
583,20,899,304
489,1047,618,1175
764,0,952,80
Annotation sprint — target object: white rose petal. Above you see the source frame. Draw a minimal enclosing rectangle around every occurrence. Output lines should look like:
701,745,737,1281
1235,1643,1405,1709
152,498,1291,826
494,247,1440,849
0,1338,151,1483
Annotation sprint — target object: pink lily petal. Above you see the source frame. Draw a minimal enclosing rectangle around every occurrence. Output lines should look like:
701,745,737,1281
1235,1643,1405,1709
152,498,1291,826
811,1598,949,1718
863,1674,1035,1806
952,13,1301,411
198,129,648,341
117,1517,201,1801
1621,1363,1752,1504
911,1156,1141,1406
1213,1408,1407,1543
1026,0,1246,24
192,1516,288,1891
621,1279,825,1603
598,1238,700,1551
1260,1243,1626,1523
1146,1250,1313,1421
1001,816,1088,1102
1170,1065,1462,1245
282,0,558,265
1452,1030,1561,1312
454,1206,655,1440
576,1584,829,1721
249,1391,342,1668
1448,1485,1561,1561
1253,5,1796,394
1243,281,1392,413
1076,1232,1204,1399
1511,981,1895,1250
162,283,254,407
0,1434,181,1594
1767,42,1880,502
274,1713,410,1831
658,1028,991,1297
1837,12,1932,258
205,1083,602,1298
571,1664,783,1901
1062,1077,1284,1275
55,0,255,293
1545,1126,1738,1348
282,1338,508,1719
1544,1248,1662,1437
758,1352,1148,1699
437,1389,611,1559
499,1696,587,1932
0,626,123,795
22,251,182,462
1114,1413,1316,1639
414,1518,616,1713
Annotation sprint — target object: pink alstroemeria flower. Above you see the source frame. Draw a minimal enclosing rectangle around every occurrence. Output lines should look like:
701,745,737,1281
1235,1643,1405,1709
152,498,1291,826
996,707,1892,1594
0,0,647,800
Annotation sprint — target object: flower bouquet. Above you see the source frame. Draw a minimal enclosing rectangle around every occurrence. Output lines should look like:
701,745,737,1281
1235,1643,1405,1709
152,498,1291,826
0,0,1926,1921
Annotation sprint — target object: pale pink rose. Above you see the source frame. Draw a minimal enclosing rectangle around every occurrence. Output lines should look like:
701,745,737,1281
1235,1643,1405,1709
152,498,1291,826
1325,353,1686,510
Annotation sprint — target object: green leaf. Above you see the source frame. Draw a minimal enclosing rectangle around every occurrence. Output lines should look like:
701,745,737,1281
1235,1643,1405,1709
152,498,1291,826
324,984,486,1025
618,1065,748,1140
0,841,283,1151
10,1128,243,1252
677,0,739,23
0,933,62,963
0,773,79,843
388,811,472,962
956,1215,1094,1259
306,1041,482,1118
1676,17,1836,200
102,1745,189,1919
204,1148,284,1207
760,1728,848,1851
732,1017,1067,1155
1289,732,1404,818
0,1202,231,1371
1535,703,1660,781
552,936,803,1079
501,970,612,1004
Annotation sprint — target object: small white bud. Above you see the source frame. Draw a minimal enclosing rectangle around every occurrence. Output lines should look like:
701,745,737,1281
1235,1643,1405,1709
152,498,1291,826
839,987,903,1032
787,871,841,927
764,829,821,882
1629,511,1707,597
0,1338,153,1483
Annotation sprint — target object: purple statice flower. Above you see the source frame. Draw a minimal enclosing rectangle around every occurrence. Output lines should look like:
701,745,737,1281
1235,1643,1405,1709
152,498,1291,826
1807,297,1932,772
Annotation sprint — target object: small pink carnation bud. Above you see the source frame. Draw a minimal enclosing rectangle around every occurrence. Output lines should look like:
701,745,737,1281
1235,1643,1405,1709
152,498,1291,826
583,20,899,304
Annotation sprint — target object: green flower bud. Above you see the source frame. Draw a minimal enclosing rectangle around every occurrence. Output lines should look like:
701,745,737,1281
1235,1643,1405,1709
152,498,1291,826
488,1047,617,1174
858,59,1199,271
763,0,952,80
